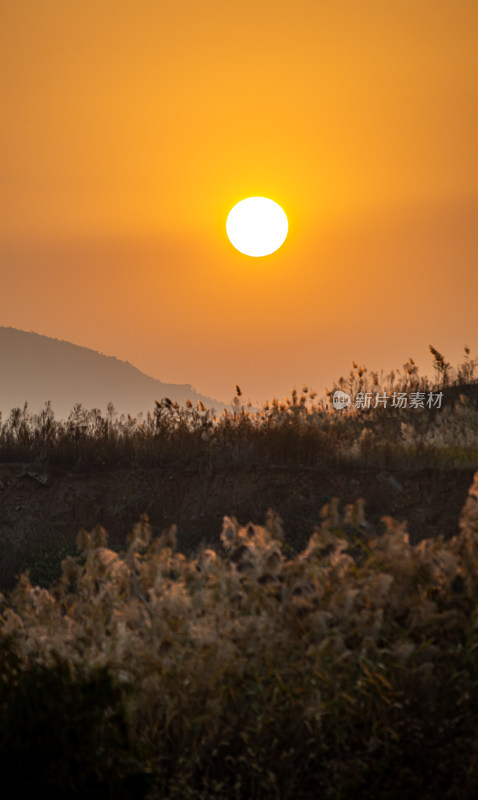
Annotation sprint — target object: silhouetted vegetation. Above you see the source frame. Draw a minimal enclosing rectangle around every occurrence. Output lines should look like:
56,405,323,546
2,476,478,797
0,637,150,798
0,345,477,471
1,346,478,796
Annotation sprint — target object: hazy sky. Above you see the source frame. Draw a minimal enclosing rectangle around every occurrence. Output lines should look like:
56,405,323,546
1,1,477,406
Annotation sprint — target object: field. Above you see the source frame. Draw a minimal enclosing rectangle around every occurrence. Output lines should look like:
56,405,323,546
2,347,478,797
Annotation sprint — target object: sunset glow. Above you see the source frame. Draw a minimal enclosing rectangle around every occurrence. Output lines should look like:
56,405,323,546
1,1,477,405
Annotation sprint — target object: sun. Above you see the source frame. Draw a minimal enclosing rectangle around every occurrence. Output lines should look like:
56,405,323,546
226,197,288,257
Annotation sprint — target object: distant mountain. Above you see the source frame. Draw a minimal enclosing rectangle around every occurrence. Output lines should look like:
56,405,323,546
0,327,229,420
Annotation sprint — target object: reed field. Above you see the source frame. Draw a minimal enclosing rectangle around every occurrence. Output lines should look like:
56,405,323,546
0,346,477,473
1,346,478,798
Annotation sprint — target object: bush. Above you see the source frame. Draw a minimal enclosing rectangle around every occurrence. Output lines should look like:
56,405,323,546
0,636,151,799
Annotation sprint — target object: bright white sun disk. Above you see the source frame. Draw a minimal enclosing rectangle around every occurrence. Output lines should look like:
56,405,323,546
226,197,288,257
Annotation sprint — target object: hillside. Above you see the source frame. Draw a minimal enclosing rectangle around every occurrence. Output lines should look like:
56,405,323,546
0,327,228,420
0,460,474,593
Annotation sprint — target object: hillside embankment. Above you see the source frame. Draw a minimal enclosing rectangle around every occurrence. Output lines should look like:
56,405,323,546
0,461,475,592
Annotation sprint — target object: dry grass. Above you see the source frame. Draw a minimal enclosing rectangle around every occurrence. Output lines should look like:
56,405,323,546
2,473,478,796
0,345,477,472
1,345,478,796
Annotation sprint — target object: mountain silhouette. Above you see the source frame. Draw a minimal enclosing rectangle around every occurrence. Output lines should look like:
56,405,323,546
0,327,229,420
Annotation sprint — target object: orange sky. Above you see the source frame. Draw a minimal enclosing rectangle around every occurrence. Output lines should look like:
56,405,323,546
1,0,478,406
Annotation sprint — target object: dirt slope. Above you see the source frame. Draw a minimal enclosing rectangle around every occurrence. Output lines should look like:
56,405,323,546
0,462,475,593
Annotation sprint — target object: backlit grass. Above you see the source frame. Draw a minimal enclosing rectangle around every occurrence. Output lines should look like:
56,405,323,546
1,473,478,797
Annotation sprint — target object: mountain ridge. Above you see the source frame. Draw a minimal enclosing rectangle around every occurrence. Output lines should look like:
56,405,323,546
0,326,229,420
